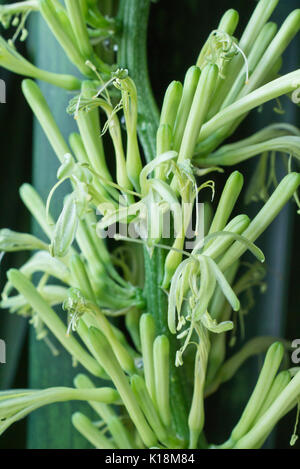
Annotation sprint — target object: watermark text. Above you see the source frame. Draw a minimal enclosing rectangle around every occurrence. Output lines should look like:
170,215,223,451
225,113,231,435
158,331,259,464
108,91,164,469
0,79,6,104
0,339,6,364
291,339,300,364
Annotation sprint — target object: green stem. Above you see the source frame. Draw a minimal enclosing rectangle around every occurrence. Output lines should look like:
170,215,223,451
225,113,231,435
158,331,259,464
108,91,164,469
117,0,190,441
117,0,159,163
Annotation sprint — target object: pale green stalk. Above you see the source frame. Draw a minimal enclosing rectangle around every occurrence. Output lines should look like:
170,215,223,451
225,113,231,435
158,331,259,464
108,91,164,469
202,215,250,260
140,313,156,402
70,253,97,301
208,171,244,236
7,269,104,378
69,132,89,164
0,386,120,415
39,0,91,76
19,183,54,239
131,374,168,443
200,136,300,166
0,37,80,90
188,328,210,449
72,412,117,449
205,337,284,397
125,308,142,352
119,77,142,191
206,0,279,118
97,98,133,194
88,327,157,447
177,64,218,163
74,374,134,449
153,335,171,427
0,1,39,16
156,123,172,157
159,80,182,134
76,81,111,182
253,370,291,424
238,10,300,99
173,66,200,152
220,22,278,110
218,342,284,448
22,79,70,162
75,219,106,282
64,0,93,59
85,302,136,374
0,386,119,436
218,173,300,272
197,70,300,144
234,370,300,449
239,0,279,53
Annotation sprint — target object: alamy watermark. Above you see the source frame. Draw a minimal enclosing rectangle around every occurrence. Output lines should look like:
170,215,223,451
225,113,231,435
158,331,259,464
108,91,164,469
291,339,300,365
0,339,6,364
0,79,6,104
291,87,300,105
96,201,205,250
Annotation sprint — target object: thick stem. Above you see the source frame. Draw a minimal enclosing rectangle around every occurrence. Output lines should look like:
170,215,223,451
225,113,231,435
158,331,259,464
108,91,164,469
117,0,159,163
117,0,190,442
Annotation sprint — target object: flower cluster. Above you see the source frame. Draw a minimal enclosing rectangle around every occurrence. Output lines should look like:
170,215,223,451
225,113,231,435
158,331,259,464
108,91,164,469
0,0,299,450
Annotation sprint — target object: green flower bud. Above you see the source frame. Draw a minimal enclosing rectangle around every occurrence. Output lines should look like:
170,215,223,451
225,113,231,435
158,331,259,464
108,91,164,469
153,335,171,428
0,385,119,437
131,374,168,443
208,171,244,236
173,66,200,152
64,0,93,59
0,37,80,90
219,173,300,272
234,370,300,449
218,9,239,35
140,313,156,401
156,123,173,157
22,80,71,162
39,0,92,76
0,229,47,252
160,80,183,134
177,64,218,163
72,412,116,449
50,194,78,258
88,327,157,447
74,373,134,449
201,214,250,259
231,341,284,443
254,370,291,424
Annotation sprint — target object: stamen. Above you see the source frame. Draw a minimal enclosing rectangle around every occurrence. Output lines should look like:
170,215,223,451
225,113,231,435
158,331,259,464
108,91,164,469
290,400,300,446
74,93,82,120
234,42,249,84
11,11,30,44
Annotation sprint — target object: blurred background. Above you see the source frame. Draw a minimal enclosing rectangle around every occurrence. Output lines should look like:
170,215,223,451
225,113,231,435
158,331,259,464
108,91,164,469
0,0,299,449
